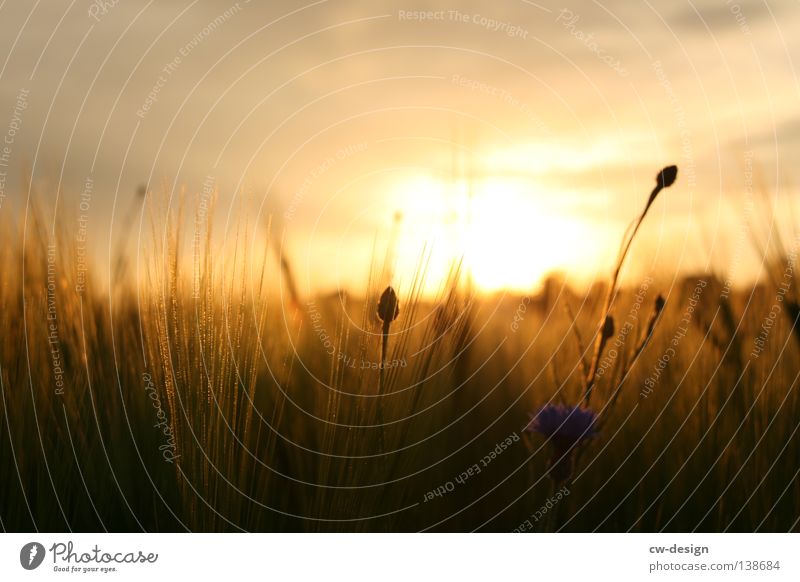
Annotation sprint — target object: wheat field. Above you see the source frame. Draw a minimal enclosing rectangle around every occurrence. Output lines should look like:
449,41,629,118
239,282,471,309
0,165,797,534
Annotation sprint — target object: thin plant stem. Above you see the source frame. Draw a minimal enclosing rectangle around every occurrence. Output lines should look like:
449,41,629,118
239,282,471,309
584,166,676,405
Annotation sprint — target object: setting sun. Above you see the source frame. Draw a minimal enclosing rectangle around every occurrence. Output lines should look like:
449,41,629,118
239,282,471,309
388,172,598,294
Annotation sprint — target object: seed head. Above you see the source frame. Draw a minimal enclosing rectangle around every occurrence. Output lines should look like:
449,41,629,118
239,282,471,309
377,286,399,324
656,165,678,189
645,165,679,210
654,294,666,314
601,315,615,340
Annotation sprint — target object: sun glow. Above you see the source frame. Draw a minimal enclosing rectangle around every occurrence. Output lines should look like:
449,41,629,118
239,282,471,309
388,174,597,294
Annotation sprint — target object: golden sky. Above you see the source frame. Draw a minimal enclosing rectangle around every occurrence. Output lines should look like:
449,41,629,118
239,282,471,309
0,0,797,295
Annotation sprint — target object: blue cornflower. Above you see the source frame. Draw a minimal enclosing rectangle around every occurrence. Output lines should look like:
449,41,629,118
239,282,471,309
525,404,599,482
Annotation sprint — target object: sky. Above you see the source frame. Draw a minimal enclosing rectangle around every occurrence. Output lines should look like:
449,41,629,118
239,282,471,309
0,0,798,296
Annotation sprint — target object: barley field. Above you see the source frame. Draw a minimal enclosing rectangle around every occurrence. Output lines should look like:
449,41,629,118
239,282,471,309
1,164,798,533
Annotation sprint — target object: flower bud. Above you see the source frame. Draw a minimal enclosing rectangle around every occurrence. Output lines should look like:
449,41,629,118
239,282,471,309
377,286,399,324
656,165,678,189
601,315,615,340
